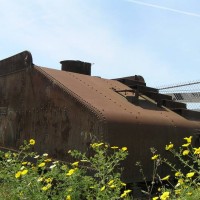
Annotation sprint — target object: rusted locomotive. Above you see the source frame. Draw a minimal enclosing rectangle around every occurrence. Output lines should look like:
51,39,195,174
0,51,200,183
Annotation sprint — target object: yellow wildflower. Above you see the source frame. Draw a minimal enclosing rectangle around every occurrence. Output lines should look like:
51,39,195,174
21,169,28,175
182,150,190,156
66,169,76,176
111,146,119,149
45,178,53,183
161,175,170,181
121,147,128,151
96,142,104,147
72,161,79,167
194,147,200,154
187,192,192,196
29,139,35,145
41,186,48,191
37,177,43,182
160,191,170,200
22,162,27,165
186,172,195,178
108,180,114,185
120,189,132,198
184,136,192,144
66,195,71,200
152,197,159,200
121,182,126,186
41,184,51,191
4,153,10,158
100,186,105,191
151,154,159,160
182,143,190,147
44,158,52,162
91,143,104,148
15,171,21,179
38,162,46,168
175,189,181,195
43,153,48,157
109,184,116,189
178,179,184,184
175,171,183,177
165,142,173,150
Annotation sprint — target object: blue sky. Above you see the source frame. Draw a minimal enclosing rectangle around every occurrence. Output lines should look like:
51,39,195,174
0,0,200,87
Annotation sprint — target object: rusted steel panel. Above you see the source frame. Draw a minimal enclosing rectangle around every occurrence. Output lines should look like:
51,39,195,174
0,51,32,76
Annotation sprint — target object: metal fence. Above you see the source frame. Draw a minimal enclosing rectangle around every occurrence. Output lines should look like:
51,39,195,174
156,80,200,111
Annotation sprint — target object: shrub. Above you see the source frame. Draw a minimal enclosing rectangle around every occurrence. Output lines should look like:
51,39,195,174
136,136,200,200
0,140,131,200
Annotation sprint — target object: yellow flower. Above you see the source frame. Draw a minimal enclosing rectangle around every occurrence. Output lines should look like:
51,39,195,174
152,197,159,200
4,153,10,158
42,183,52,191
45,178,53,183
121,147,128,151
21,169,28,175
108,180,114,185
120,189,132,198
15,171,21,178
111,146,118,149
165,142,173,150
66,169,76,176
184,136,192,144
22,162,27,165
186,172,195,178
121,182,126,186
109,184,116,189
66,195,71,200
37,177,43,182
29,139,35,145
182,150,190,156
41,186,48,191
178,179,184,184
175,171,183,177
161,175,170,181
91,143,104,148
96,142,104,147
160,191,170,200
72,161,79,167
44,158,52,162
182,143,190,147
38,162,46,168
43,153,48,157
175,189,181,195
187,192,192,196
100,186,105,191
194,147,200,154
151,154,159,160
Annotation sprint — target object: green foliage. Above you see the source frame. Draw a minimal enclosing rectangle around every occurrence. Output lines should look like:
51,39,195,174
0,140,131,200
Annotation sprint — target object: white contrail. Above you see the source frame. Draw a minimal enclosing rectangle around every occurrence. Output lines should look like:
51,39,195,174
126,0,200,18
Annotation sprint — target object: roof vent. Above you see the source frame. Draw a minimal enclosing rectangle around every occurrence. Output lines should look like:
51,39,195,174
60,60,91,75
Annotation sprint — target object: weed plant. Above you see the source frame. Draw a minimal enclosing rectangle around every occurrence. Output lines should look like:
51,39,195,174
0,140,131,200
136,136,200,200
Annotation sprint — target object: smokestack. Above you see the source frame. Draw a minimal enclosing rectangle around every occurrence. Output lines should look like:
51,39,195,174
60,60,91,75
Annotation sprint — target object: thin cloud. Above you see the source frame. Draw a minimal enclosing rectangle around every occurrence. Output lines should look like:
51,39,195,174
125,0,200,18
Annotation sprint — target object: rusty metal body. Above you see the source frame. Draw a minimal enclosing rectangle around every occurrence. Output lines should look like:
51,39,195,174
0,51,200,182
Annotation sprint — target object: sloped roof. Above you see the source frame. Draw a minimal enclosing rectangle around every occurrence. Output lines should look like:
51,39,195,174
35,66,189,127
